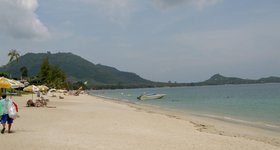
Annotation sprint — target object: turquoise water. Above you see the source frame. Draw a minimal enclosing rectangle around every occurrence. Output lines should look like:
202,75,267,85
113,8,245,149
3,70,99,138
90,83,280,130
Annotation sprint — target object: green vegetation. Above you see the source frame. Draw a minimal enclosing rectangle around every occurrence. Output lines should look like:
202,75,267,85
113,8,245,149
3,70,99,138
39,57,67,89
0,72,9,78
20,66,28,78
8,49,20,63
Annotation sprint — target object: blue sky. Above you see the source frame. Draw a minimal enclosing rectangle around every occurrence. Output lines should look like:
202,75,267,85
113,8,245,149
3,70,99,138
0,0,280,82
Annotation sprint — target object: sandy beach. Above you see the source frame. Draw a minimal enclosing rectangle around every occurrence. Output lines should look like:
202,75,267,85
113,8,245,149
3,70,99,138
0,93,279,150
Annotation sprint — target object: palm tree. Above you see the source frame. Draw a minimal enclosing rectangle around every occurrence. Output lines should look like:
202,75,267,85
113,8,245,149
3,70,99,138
8,49,20,63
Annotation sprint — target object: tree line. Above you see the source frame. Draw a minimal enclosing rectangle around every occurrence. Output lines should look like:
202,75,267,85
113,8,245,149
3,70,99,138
3,49,71,89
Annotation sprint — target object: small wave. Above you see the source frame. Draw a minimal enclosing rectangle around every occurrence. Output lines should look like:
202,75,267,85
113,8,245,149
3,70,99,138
264,124,280,128
92,94,121,101
91,93,139,105
193,113,280,130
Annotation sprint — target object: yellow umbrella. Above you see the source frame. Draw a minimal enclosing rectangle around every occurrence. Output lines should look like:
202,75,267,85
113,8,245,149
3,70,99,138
23,85,40,100
0,77,23,88
0,77,23,96
23,85,39,92
0,77,12,88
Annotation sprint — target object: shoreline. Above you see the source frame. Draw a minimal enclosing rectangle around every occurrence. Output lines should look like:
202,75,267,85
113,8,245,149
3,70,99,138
91,84,280,132
93,93,280,131
91,94,280,146
1,93,279,150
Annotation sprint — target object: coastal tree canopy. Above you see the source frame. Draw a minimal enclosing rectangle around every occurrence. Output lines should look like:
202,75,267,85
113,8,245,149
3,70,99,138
8,49,20,63
40,57,51,83
0,72,9,78
20,66,28,78
39,57,66,89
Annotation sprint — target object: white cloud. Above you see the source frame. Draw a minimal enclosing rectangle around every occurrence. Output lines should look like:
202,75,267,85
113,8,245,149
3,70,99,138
0,0,50,40
153,0,222,10
81,0,137,25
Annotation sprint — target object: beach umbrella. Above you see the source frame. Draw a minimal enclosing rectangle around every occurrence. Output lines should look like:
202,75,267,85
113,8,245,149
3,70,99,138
13,80,25,88
38,85,49,92
0,77,23,89
23,85,39,100
23,85,39,92
7,79,24,89
0,77,16,95
0,77,13,88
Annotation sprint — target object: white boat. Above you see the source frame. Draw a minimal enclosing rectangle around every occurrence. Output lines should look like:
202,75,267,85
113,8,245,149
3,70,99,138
137,93,166,100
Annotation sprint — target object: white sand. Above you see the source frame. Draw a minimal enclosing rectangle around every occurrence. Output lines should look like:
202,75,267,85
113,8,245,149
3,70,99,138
0,94,279,150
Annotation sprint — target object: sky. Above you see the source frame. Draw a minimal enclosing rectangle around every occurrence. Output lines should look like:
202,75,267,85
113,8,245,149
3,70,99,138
0,0,280,82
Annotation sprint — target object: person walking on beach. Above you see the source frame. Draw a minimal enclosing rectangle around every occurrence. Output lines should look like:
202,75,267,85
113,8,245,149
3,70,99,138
0,94,15,134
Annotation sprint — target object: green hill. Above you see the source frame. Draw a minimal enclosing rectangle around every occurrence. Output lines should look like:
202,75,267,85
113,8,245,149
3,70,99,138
0,52,153,86
195,74,280,85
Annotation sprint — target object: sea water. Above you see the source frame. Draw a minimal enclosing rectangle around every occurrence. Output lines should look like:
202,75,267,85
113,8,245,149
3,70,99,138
89,83,280,131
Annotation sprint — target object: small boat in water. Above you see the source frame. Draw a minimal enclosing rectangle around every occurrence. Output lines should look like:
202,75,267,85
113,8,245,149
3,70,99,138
137,93,166,100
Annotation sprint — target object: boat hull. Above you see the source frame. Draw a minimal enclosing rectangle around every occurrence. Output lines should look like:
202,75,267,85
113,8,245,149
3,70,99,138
137,94,166,100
